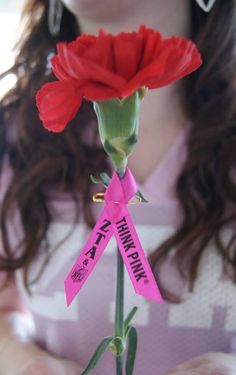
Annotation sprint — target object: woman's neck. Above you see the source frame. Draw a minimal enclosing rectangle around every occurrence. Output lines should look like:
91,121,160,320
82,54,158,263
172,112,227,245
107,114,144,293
128,82,188,184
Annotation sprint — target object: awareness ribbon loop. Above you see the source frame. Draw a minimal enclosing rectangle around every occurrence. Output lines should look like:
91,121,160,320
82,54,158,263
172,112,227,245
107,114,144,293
64,167,163,306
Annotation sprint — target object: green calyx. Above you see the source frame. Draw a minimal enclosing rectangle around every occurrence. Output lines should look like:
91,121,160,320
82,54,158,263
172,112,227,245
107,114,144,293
93,88,145,174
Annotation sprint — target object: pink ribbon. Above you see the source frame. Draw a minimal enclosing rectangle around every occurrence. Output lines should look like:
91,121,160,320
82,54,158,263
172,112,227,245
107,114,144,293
64,167,163,306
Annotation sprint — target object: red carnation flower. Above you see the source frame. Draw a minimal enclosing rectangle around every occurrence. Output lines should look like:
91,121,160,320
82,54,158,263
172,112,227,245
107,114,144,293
36,25,202,132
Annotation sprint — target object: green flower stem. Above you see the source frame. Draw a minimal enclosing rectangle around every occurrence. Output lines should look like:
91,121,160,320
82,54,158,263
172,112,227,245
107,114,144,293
93,87,146,372
114,249,124,375
116,354,123,375
114,167,126,374
115,248,125,339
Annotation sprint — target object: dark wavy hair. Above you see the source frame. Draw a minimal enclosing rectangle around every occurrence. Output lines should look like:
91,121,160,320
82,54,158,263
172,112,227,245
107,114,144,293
0,0,236,301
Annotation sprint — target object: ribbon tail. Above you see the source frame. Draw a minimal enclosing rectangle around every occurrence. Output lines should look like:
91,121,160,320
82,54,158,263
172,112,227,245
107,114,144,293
112,207,163,303
64,209,113,306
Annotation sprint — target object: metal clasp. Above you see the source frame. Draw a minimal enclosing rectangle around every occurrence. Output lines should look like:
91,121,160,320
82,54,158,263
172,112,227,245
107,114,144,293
92,192,105,202
92,192,142,204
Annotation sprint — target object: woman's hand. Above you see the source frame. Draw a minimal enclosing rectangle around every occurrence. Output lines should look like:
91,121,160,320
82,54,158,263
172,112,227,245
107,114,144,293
165,352,236,375
17,356,84,375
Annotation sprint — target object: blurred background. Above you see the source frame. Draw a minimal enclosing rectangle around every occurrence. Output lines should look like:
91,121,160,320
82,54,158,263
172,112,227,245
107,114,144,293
0,0,23,98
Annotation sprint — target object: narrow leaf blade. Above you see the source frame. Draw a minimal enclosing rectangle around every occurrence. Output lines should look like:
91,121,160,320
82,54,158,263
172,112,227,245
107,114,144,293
136,189,148,203
125,327,138,375
100,172,111,186
124,306,138,335
90,174,101,184
81,336,113,375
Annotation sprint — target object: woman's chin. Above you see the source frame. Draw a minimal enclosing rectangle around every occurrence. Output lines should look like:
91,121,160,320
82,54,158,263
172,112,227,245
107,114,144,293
61,0,134,21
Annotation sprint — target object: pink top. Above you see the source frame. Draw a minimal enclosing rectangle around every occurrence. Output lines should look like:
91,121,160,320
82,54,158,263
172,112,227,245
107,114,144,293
1,124,236,375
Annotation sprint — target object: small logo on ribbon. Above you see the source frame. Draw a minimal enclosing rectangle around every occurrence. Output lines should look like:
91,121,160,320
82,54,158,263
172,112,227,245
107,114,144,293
71,265,88,282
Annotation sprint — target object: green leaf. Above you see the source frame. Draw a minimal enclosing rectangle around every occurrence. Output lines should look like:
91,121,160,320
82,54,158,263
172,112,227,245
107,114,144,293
125,325,131,340
136,189,149,203
100,172,111,187
90,172,111,188
124,306,138,337
81,336,113,375
90,174,102,184
125,327,138,375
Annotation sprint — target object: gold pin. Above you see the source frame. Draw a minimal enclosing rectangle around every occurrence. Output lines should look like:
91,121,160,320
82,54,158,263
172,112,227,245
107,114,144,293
92,192,105,202
92,192,142,204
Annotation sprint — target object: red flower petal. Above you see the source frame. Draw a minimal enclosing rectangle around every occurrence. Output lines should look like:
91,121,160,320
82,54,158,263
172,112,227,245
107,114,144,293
138,25,163,68
114,31,143,81
36,81,83,132
84,83,121,101
122,36,202,96
51,54,72,81
53,43,125,90
77,56,126,88
69,34,97,55
55,43,83,80
82,31,115,71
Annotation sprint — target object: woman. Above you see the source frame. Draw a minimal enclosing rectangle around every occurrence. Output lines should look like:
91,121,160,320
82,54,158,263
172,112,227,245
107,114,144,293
1,0,236,374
